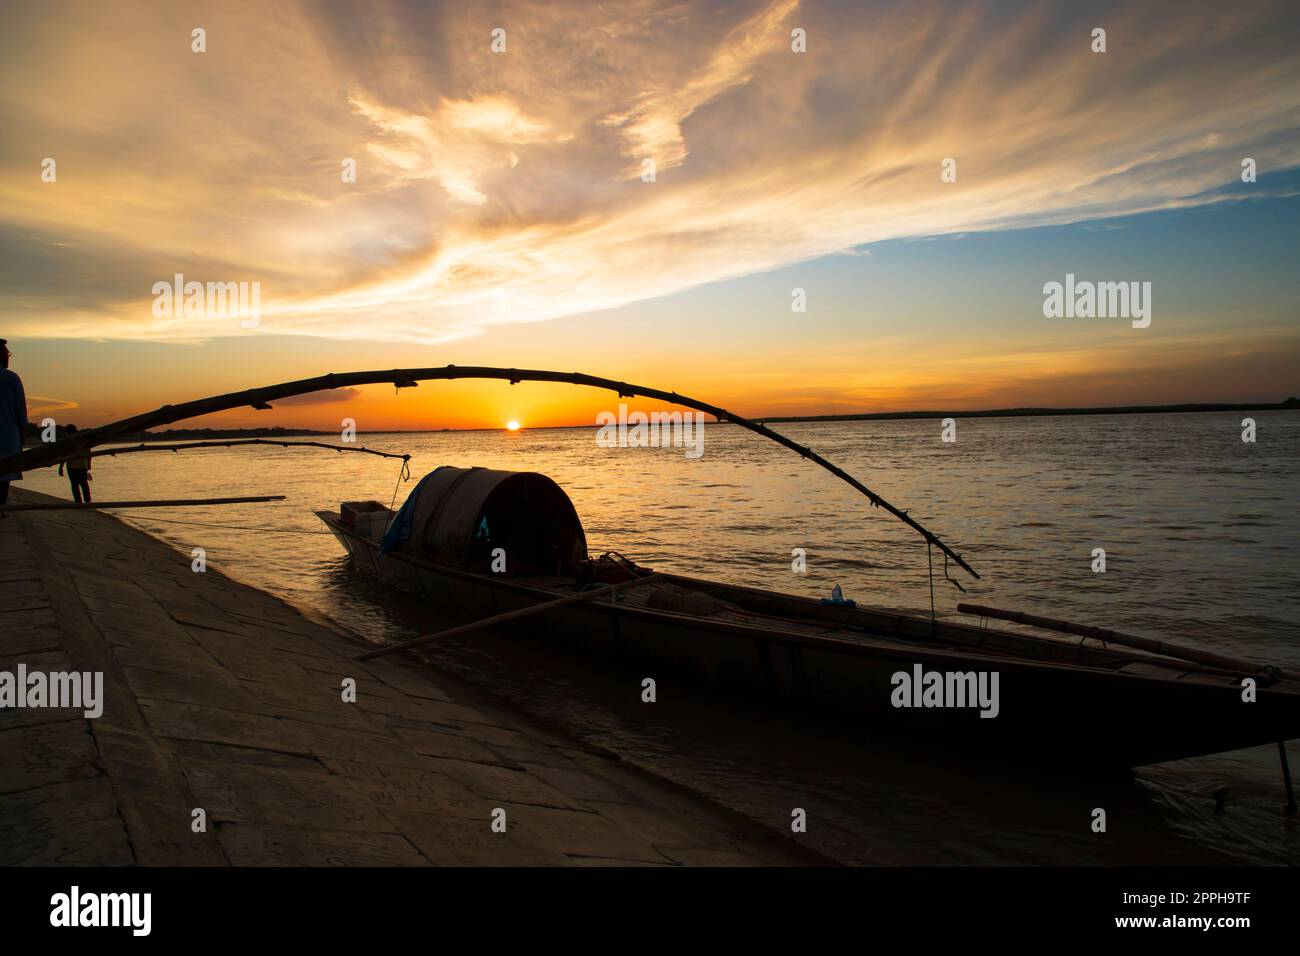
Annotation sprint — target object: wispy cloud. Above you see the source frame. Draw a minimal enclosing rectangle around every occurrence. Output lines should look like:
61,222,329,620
1,0,1297,345
353,93,572,203
26,394,79,415
601,0,800,175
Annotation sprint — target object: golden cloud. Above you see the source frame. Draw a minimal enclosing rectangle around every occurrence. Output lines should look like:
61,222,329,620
0,0,1297,344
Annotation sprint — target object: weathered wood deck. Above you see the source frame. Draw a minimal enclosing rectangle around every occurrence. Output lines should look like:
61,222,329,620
0,488,818,866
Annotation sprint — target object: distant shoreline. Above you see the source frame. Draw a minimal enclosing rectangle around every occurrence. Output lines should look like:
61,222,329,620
98,400,1297,437
755,400,1299,425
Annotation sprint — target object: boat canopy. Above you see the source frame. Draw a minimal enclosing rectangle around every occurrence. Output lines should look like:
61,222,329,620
387,466,588,576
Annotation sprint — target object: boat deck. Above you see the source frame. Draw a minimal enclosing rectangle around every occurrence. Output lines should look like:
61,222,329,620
570,570,1258,691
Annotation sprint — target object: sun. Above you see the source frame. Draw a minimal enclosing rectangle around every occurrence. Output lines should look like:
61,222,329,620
506,420,521,431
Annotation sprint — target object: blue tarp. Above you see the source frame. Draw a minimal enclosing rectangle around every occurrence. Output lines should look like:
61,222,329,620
818,583,856,607
379,465,447,555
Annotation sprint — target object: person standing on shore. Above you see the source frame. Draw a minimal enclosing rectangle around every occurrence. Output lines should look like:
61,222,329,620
57,424,92,503
0,338,28,509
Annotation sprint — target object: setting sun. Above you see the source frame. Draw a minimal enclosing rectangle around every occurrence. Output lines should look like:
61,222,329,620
506,420,521,431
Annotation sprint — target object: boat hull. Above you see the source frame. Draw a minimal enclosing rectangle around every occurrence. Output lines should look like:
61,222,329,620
320,513,1300,768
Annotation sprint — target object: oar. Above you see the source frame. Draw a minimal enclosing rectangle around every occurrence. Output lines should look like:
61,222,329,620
355,573,659,661
958,603,1298,681
0,495,286,513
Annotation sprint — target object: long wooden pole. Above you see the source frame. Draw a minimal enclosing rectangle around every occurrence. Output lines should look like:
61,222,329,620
958,603,1297,680
0,495,286,513
0,366,978,580
85,439,409,462
1279,742,1297,815
355,573,659,661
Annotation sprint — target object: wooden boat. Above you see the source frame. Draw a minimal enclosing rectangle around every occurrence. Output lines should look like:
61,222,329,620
11,362,1288,777
319,466,1300,770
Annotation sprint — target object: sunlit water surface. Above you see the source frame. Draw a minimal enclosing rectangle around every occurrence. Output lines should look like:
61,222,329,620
24,411,1299,864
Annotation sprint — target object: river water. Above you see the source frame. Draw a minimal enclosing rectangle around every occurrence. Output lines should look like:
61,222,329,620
23,411,1300,864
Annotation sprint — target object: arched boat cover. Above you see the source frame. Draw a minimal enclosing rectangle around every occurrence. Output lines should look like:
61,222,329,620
381,466,588,575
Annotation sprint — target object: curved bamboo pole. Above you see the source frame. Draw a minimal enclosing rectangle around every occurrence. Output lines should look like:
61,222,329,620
84,438,409,462
0,366,978,579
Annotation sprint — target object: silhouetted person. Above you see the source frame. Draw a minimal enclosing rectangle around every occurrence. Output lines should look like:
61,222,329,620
58,424,92,503
0,338,27,511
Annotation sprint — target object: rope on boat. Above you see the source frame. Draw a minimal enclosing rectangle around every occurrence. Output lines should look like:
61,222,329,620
388,456,412,512
381,456,413,540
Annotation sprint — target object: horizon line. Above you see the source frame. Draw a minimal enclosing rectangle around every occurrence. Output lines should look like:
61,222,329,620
115,398,1300,436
